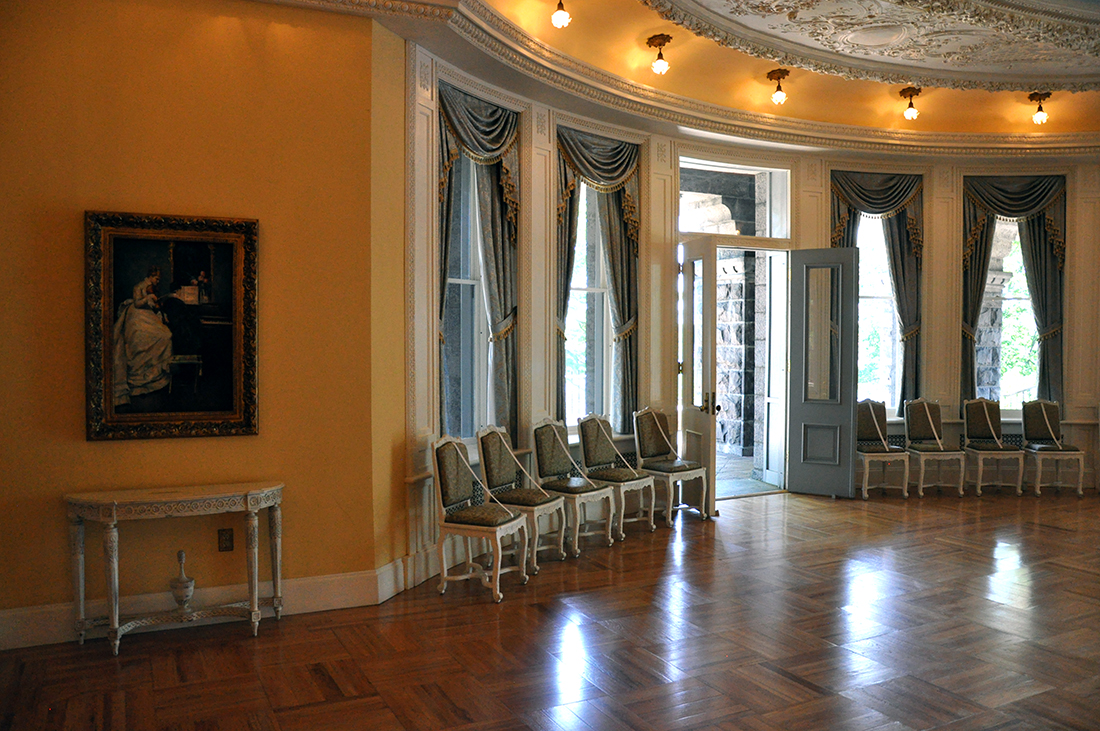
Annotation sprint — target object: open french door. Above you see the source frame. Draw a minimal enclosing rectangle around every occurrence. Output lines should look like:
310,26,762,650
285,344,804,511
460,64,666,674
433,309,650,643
786,248,858,498
680,236,717,517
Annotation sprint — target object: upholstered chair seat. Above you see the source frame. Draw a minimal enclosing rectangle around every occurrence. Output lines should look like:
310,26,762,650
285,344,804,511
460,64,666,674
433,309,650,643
1021,400,1083,497
639,458,702,472
587,466,648,482
854,399,909,500
445,504,521,527
539,477,599,495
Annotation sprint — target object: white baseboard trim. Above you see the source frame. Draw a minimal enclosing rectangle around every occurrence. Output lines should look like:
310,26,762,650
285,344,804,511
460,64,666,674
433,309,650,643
0,560,410,651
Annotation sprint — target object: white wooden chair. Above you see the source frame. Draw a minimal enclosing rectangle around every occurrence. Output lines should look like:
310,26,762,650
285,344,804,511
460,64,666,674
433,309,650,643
574,415,656,539
1022,400,1084,497
530,417,619,554
904,398,964,498
855,399,910,500
632,407,709,524
430,436,528,602
475,426,567,573
963,398,1023,496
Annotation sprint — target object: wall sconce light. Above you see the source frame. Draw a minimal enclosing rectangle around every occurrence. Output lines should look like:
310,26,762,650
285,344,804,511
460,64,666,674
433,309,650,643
900,86,921,120
767,69,790,105
647,34,672,75
551,0,571,28
1030,91,1051,124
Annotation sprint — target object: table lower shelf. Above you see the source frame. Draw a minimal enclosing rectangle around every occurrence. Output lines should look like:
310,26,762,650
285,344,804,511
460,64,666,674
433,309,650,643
77,596,283,650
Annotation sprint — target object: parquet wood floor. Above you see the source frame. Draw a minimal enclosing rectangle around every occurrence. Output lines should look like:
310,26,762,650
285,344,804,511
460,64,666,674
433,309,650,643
5,491,1100,730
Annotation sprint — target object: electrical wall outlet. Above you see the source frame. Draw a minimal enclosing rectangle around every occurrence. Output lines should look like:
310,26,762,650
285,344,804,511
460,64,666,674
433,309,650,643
218,528,234,552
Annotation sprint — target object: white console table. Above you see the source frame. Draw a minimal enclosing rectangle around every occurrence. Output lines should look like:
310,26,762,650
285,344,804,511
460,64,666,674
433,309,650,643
66,481,284,655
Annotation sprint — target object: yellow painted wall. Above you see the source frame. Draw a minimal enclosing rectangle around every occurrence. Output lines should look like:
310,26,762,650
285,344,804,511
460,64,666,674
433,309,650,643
0,0,406,609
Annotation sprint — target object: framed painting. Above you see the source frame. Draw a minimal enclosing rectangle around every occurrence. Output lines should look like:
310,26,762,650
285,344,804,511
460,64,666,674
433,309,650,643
85,211,258,439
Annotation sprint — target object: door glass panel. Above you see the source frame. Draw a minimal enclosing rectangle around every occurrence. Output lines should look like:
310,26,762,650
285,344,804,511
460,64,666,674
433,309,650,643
805,265,839,402
692,259,704,408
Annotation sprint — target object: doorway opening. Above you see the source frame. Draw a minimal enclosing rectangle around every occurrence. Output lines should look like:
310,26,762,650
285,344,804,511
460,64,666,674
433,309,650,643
713,248,787,498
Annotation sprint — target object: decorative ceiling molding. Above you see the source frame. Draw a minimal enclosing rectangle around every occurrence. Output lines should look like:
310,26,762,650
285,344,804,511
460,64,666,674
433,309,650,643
450,0,1100,155
260,0,456,21
637,0,1100,91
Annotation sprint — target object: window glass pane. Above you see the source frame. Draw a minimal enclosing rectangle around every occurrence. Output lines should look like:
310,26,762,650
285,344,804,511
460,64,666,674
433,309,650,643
678,158,790,238
565,183,611,424
805,265,840,402
856,219,902,409
997,235,1038,409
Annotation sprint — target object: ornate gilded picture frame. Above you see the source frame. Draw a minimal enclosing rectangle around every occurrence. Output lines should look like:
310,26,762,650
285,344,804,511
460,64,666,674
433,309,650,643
85,211,258,439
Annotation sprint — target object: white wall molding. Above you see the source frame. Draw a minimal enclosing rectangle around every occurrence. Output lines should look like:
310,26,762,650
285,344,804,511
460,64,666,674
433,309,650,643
0,563,408,651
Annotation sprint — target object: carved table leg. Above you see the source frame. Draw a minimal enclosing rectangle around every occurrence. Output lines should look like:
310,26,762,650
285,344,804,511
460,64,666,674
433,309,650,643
268,504,283,619
103,522,120,655
69,517,85,644
247,510,260,636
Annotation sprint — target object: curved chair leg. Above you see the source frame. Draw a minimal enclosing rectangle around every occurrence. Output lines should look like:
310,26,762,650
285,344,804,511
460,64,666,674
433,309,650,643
438,537,448,594
861,457,870,500
902,460,910,499
1076,456,1084,497
975,458,984,497
917,459,927,498
700,476,710,520
1015,456,1025,497
518,525,529,585
554,505,567,560
490,534,503,603
603,496,615,547
646,484,656,532
662,479,674,527
528,514,541,575
567,501,581,557
615,489,626,541
956,456,965,497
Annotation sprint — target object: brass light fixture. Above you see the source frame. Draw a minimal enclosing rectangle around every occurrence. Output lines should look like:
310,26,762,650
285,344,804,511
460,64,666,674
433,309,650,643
899,86,921,120
647,34,672,75
551,0,571,28
1030,91,1051,124
767,68,790,105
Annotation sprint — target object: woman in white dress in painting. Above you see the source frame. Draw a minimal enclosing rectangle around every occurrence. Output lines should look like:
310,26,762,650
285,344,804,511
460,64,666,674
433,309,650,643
112,266,173,406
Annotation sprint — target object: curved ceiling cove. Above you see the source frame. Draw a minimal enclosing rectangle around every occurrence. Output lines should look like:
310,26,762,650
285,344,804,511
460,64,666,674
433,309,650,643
639,0,1100,91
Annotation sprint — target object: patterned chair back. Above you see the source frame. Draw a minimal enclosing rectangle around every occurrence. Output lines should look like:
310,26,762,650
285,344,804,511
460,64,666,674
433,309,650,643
635,409,673,461
856,400,888,444
433,438,478,512
578,415,619,469
533,420,572,478
964,398,1002,441
478,427,518,490
905,399,942,443
1022,400,1061,442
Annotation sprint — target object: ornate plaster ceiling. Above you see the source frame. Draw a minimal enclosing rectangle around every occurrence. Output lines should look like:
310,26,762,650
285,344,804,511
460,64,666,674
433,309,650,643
639,0,1100,90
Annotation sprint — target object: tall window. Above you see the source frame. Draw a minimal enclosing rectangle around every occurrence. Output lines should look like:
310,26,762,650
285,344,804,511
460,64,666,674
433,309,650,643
564,183,613,425
977,220,1038,409
441,156,489,438
856,217,903,409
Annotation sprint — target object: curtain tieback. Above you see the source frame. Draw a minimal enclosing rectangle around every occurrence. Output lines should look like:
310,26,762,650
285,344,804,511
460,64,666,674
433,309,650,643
556,318,567,340
489,308,517,343
1039,324,1062,342
901,324,920,342
614,317,637,342
962,323,976,342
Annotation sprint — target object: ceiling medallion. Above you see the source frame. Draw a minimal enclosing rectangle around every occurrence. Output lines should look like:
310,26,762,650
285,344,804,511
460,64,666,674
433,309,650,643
637,0,1100,91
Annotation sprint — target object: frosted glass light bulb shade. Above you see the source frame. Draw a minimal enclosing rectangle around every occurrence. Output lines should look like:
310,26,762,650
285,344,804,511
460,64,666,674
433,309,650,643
551,2,571,28
1033,107,1048,124
652,52,669,75
771,88,787,105
904,101,919,120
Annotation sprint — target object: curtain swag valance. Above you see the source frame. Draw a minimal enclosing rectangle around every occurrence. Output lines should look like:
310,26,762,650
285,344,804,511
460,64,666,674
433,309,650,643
962,177,1065,271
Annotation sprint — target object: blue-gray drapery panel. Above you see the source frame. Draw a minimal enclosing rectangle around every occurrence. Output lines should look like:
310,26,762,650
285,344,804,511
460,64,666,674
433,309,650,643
438,82,521,442
961,176,1065,405
831,171,924,414
557,127,640,433
554,155,579,422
